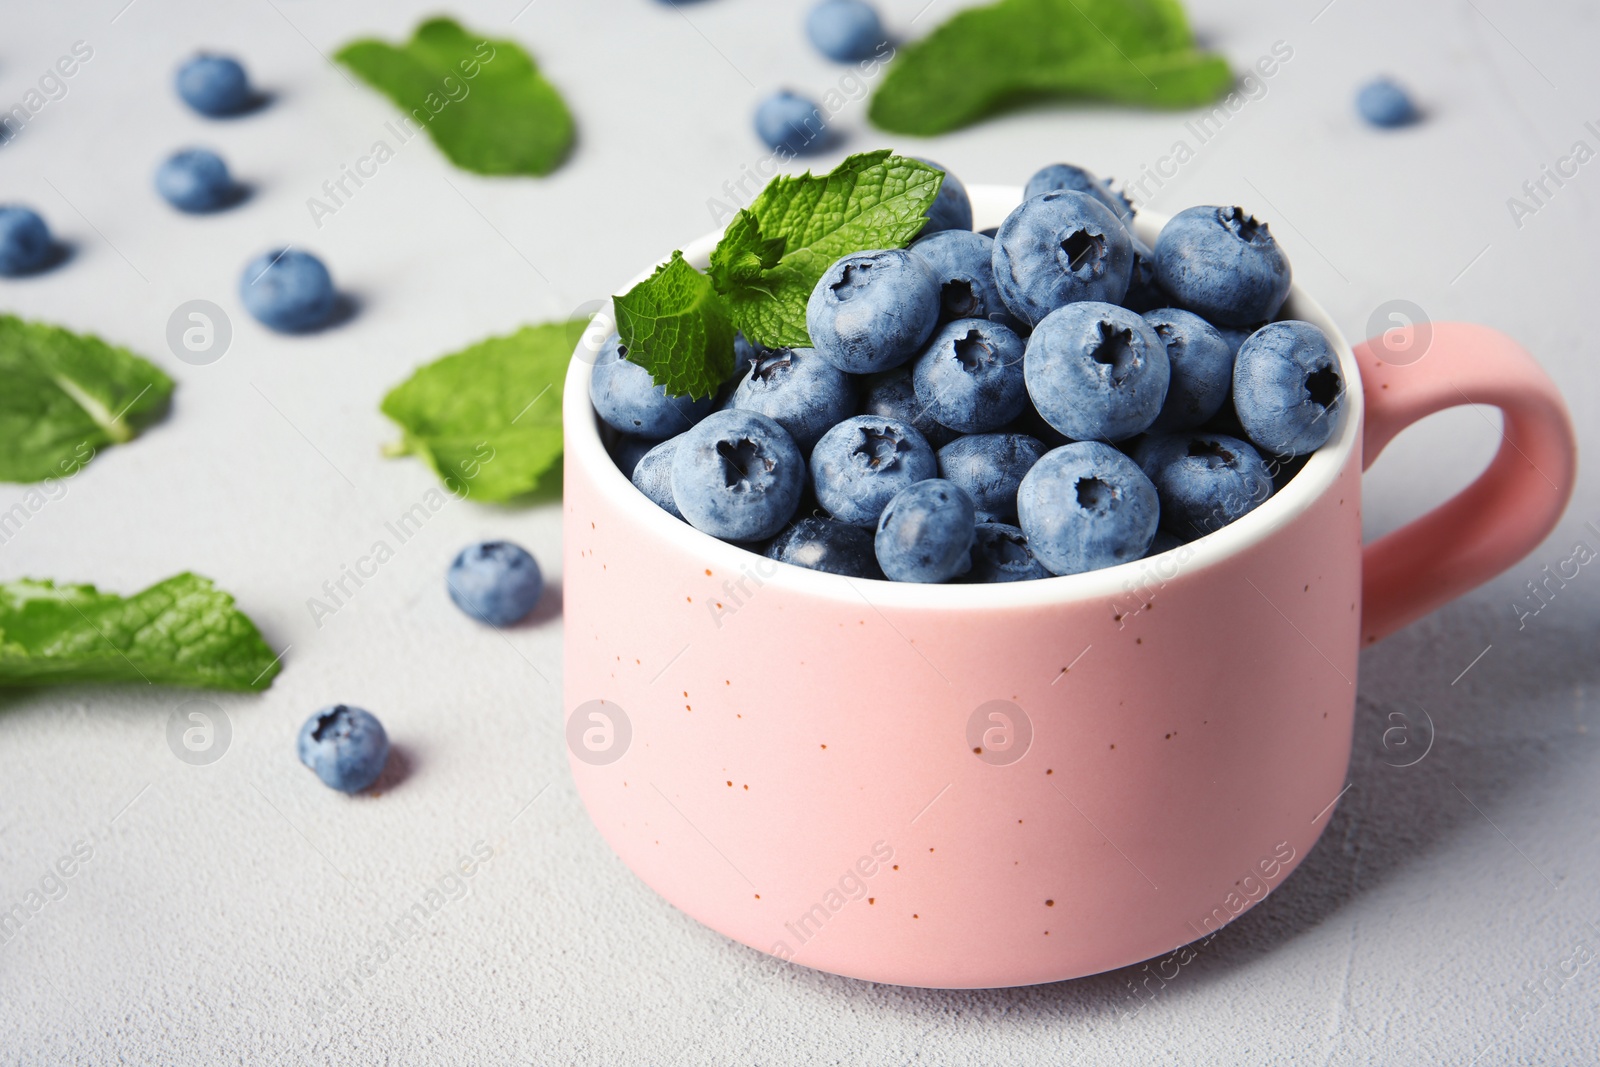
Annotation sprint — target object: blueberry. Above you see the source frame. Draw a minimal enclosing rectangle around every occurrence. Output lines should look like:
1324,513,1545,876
730,345,855,452
1146,528,1188,557
1017,442,1159,575
1134,432,1274,538
0,206,55,276
1153,206,1291,327
631,437,684,519
992,190,1134,326
810,415,937,527
671,409,804,541
1121,236,1165,313
964,522,1050,583
1356,77,1418,128
1232,321,1344,456
590,333,717,439
874,479,976,583
1022,163,1134,225
909,229,1014,327
913,318,1027,433
297,705,389,794
754,91,828,156
860,367,956,448
155,148,240,213
912,157,973,236
807,249,941,374
175,53,255,117
805,0,888,62
238,248,339,332
1214,324,1255,357
936,433,1046,523
765,515,883,578
448,540,545,626
609,433,656,479
1143,308,1235,433
1024,301,1169,442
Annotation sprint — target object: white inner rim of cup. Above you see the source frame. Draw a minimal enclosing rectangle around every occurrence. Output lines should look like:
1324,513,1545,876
563,184,1362,610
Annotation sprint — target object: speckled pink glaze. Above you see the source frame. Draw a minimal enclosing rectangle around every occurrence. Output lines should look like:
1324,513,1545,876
561,190,1576,989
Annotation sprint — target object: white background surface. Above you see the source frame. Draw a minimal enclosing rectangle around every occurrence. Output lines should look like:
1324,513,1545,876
1,0,1597,1063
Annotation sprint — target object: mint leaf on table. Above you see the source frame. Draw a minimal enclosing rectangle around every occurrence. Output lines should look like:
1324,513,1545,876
613,252,736,401
706,151,944,349
869,0,1233,136
336,17,574,176
381,321,580,503
0,574,281,692
0,314,173,484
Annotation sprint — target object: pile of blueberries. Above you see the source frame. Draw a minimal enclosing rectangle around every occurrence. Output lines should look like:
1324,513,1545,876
594,160,1345,584
0,53,342,334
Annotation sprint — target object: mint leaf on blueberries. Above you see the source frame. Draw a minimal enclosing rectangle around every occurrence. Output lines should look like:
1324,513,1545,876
336,17,574,176
614,252,735,401
869,0,1233,136
0,314,173,484
0,573,281,691
707,151,943,349
381,321,580,503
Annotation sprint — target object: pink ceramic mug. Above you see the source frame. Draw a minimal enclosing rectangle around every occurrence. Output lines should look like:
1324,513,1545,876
561,187,1577,988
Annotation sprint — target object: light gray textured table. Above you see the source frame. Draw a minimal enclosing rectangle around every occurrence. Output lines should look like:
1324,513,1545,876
2,0,1596,1063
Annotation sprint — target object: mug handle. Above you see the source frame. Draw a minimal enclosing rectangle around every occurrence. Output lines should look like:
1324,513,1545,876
1355,322,1577,645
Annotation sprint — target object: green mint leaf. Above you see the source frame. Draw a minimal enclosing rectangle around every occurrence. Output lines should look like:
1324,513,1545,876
0,573,281,692
0,314,173,484
869,0,1233,136
706,151,944,349
613,252,735,401
380,321,580,503
336,17,574,176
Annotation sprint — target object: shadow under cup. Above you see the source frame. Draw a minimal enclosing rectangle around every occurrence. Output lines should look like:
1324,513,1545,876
560,190,1417,989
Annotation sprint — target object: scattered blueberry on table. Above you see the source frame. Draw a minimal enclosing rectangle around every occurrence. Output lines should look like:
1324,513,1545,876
0,205,57,276
601,156,1346,583
239,248,339,332
447,540,545,626
754,90,828,155
805,0,887,62
1356,77,1419,128
297,704,389,794
155,148,242,212
175,53,257,116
